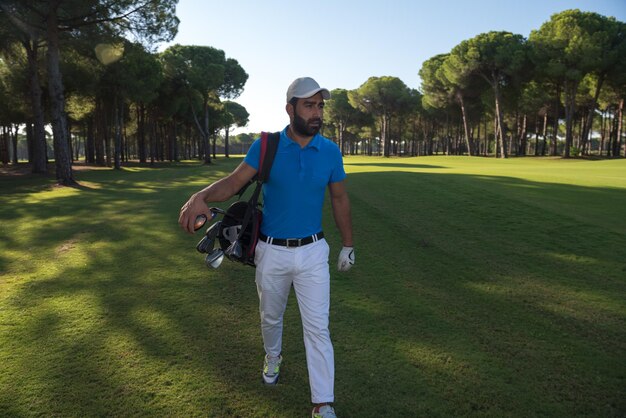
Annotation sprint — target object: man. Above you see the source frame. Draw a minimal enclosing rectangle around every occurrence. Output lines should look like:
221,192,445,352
178,77,354,418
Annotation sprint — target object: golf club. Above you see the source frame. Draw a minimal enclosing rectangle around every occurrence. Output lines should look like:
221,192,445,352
196,220,222,253
225,240,243,260
205,249,224,268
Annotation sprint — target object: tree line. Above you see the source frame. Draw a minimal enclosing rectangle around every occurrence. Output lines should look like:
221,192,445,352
0,0,250,185
1,5,624,186
322,9,625,159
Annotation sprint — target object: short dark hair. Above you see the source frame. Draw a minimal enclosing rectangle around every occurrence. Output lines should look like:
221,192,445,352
289,97,299,107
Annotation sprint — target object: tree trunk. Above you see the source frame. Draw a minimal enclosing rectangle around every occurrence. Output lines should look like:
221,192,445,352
455,120,461,155
580,75,604,155
137,103,146,163
46,5,75,185
125,122,131,161
73,126,80,161
95,100,105,165
114,94,122,170
616,98,624,157
86,117,95,163
11,124,18,164
382,114,390,157
26,122,33,163
458,94,473,156
211,131,218,159
171,121,178,161
24,39,48,174
202,99,212,164
483,117,489,156
104,105,112,167
551,85,561,156
149,110,156,165
185,124,191,159
518,114,528,156
475,117,482,156
0,126,8,164
157,122,165,161
607,108,616,157
510,111,518,156
493,82,507,159
67,119,74,162
599,110,607,156
224,126,230,158
533,115,540,156
339,122,346,155
539,112,547,156
563,81,578,158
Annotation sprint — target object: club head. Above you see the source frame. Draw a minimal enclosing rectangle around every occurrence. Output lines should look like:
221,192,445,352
205,220,221,237
197,234,218,253
196,235,212,253
205,249,224,268
225,240,243,260
197,220,222,253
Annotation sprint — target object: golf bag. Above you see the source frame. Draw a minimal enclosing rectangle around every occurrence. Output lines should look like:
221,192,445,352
203,131,279,267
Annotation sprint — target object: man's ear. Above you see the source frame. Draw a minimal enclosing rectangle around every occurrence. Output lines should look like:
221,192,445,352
286,102,294,120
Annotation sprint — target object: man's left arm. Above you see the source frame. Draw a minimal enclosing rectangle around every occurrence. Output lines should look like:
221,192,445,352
329,180,354,271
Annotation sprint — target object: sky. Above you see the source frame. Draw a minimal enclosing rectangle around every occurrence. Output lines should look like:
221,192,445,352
159,0,626,135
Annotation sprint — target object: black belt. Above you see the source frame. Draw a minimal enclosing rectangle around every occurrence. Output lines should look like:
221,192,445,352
259,232,324,247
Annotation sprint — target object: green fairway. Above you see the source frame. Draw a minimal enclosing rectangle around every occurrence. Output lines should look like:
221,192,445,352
1,156,625,417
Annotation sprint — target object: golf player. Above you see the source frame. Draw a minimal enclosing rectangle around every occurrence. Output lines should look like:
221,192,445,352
178,77,354,418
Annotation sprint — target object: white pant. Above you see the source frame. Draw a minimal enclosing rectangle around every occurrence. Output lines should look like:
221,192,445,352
254,238,334,404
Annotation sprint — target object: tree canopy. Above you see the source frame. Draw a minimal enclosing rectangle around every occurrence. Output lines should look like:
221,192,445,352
0,7,624,179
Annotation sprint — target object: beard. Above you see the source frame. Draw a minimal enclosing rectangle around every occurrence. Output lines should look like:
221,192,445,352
292,111,322,137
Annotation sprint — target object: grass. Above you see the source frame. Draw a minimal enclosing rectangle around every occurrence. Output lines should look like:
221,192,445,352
1,156,625,417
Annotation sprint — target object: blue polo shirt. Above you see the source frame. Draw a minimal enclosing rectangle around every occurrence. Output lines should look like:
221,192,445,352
244,126,346,238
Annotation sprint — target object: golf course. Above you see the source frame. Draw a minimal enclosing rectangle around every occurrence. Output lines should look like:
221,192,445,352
1,156,624,417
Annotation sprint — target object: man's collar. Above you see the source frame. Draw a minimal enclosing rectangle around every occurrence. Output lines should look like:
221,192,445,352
281,126,321,150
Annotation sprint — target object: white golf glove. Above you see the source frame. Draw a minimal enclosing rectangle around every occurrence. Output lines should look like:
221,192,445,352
337,246,355,272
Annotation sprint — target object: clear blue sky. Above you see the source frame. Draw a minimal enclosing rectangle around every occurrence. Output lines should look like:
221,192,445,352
159,0,626,134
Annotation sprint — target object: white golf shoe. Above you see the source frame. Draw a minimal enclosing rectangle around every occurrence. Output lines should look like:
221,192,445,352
312,404,336,418
262,354,282,385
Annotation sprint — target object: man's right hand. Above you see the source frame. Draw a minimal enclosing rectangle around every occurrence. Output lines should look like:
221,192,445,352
178,193,211,234
178,162,258,234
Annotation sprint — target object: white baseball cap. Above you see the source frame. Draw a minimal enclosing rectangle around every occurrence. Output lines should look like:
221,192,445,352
286,77,331,103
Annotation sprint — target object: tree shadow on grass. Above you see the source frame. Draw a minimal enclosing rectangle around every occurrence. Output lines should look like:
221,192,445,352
1,165,625,417
0,164,313,417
